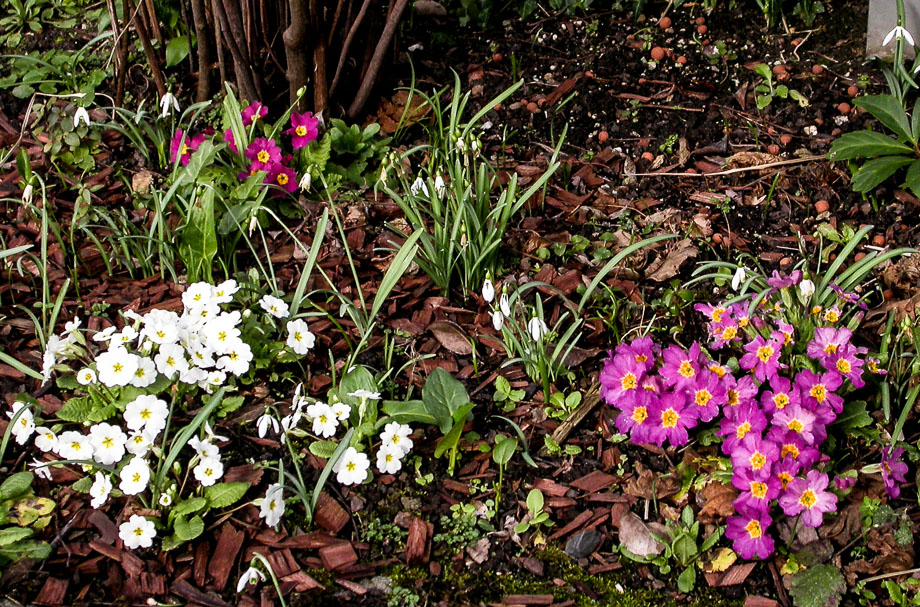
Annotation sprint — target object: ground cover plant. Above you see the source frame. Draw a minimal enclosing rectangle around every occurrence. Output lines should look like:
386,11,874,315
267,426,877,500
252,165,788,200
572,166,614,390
2,1,920,606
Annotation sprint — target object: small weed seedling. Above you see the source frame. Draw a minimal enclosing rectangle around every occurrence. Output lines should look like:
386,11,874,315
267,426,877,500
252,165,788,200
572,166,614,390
752,63,809,110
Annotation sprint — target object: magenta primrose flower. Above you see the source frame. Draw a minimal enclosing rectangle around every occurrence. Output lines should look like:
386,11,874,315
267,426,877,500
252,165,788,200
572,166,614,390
881,446,909,499
616,336,658,372
759,375,800,416
726,510,775,560
242,101,267,126
659,343,705,389
170,129,205,165
766,270,802,289
223,128,238,154
724,374,758,409
687,371,726,423
779,470,837,528
732,467,780,513
828,345,867,388
807,327,852,361
768,428,820,469
265,164,298,194
648,391,698,446
614,391,655,444
285,111,319,150
731,435,779,480
772,404,818,445
795,369,843,414
600,355,644,404
718,403,767,453
245,138,282,172
740,335,784,382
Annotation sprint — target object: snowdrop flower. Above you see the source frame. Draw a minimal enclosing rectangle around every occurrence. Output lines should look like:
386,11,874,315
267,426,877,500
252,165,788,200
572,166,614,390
119,515,156,550
434,175,446,197
212,279,239,304
89,472,112,508
154,343,189,379
259,294,290,319
124,395,169,436
73,107,90,128
188,436,220,460
89,423,128,466
334,447,370,485
731,266,746,291
22,183,33,205
883,25,916,47
7,401,35,445
376,447,403,474
379,422,413,457
528,317,548,341
96,346,139,387
119,457,151,495
159,92,179,118
57,430,93,460
410,176,429,197
331,402,351,421
33,427,57,453
286,319,315,355
799,279,815,299
237,566,266,593
500,292,511,317
63,317,81,337
31,459,52,481
76,367,97,385
349,389,381,401
130,357,157,388
260,483,285,527
193,456,224,487
482,278,495,303
257,413,280,437
492,309,504,331
299,172,312,191
306,402,338,438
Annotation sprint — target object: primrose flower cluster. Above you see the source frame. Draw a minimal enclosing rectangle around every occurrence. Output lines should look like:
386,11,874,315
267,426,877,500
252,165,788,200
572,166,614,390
169,100,319,195
600,270,890,561
13,280,317,549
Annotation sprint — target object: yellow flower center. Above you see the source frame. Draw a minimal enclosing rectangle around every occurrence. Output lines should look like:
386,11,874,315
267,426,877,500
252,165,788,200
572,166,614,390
257,150,270,163
678,361,695,378
727,389,740,406
113,363,123,373
635,354,648,363
745,519,762,539
621,373,637,391
788,419,804,433
799,489,817,508
295,126,307,137
277,173,289,185
811,305,822,316
132,472,141,483
661,408,679,428
738,317,749,328
750,482,768,499
346,462,356,472
710,365,727,378
836,359,851,374
181,144,189,156
294,332,302,341
757,345,775,363
778,472,793,489
631,406,648,424
694,390,713,407
134,528,145,537
782,444,800,459
825,310,839,323
102,437,114,448
810,385,827,403
722,326,737,340
712,307,726,323
824,343,838,355
736,421,752,439
750,451,767,470
774,393,790,409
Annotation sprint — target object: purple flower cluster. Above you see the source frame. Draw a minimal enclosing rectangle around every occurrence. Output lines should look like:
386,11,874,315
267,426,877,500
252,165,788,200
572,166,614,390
600,275,888,561
169,101,320,196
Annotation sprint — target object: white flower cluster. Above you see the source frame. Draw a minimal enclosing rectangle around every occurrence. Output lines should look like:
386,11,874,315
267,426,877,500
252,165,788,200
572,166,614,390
483,278,547,341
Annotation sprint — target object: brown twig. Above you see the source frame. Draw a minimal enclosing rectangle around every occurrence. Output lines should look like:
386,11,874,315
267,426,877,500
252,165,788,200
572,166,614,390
329,0,372,97
190,0,212,102
283,0,310,107
347,0,410,119
630,155,826,178
123,0,167,96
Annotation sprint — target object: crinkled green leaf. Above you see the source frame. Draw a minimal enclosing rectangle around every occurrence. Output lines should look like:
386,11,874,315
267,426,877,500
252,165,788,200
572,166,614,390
855,94,914,144
828,130,913,161
204,482,250,508
850,156,914,192
0,472,33,502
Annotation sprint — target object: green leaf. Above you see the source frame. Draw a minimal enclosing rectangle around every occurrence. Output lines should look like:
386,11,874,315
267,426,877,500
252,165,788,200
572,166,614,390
677,566,696,593
309,440,338,459
526,489,544,514
71,476,93,493
904,159,920,198
180,187,218,283
204,482,250,508
855,95,915,144
165,36,190,68
55,397,96,423
850,156,914,192
753,63,772,80
423,368,470,433
380,400,438,427
787,564,845,607
216,395,245,418
174,515,205,542
302,133,332,173
173,497,207,517
492,435,518,466
434,415,465,460
0,527,33,547
828,130,914,161
0,472,33,501
835,401,873,432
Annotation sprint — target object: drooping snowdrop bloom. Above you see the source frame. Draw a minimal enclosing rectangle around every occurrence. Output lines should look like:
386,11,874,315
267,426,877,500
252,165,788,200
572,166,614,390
237,566,267,593
410,176,429,197
260,483,285,527
33,427,58,453
376,447,403,474
22,183,33,205
299,172,312,191
798,279,815,299
124,395,169,436
334,447,370,485
89,472,113,508
73,106,90,128
492,309,504,331
482,278,495,303
883,25,916,47
159,92,179,118
56,430,93,460
193,457,224,487
89,423,128,466
31,459,52,481
306,402,338,438
257,413,280,438
204,421,229,443
286,319,315,355
76,367,97,385
7,401,35,445
259,295,290,319
528,317,548,341
379,422,413,457
119,515,156,549
731,266,746,291
499,292,511,317
119,457,151,495
96,346,139,387
434,175,446,197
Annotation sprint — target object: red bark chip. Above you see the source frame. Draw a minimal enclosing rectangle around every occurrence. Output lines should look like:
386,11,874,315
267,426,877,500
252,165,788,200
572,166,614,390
335,578,368,594
281,571,324,592
717,563,756,586
548,510,594,541
569,471,616,493
194,541,209,587
208,525,245,591
319,542,359,571
501,594,554,605
744,597,780,607
406,517,432,565
266,549,300,577
533,478,569,497
314,491,350,533
33,577,68,606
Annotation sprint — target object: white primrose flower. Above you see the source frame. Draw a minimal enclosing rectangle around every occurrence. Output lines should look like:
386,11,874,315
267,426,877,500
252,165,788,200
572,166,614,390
31,459,52,481
201,312,242,354
258,295,290,319
799,279,816,299
883,25,916,47
257,413,280,438
124,395,169,436
499,292,511,317
33,427,58,453
187,341,216,369
7,401,35,445
56,430,93,460
96,346,139,387
306,402,338,438
158,492,173,507
379,422,413,457
73,106,90,128
203,370,228,392
528,317,548,342
212,279,240,304
112,325,139,348
89,472,113,508
188,436,220,460
130,357,158,388
141,309,180,345
180,366,209,386
193,456,224,487
93,326,117,343
119,457,151,495
63,317,82,337
215,340,252,376
482,278,495,303
492,309,504,331
182,282,215,310
126,431,154,456
731,266,746,291
237,566,266,593
331,402,351,422
334,447,370,486
410,176,429,197
89,423,128,466
259,483,285,527
119,515,156,550
286,319,315,355
376,447,403,474
159,92,179,118
76,367,97,385
154,343,190,379
184,300,220,324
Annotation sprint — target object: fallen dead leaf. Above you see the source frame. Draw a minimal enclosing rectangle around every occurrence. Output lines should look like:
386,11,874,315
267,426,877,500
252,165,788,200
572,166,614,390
429,320,473,355
697,481,737,523
645,239,699,282
618,511,666,558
